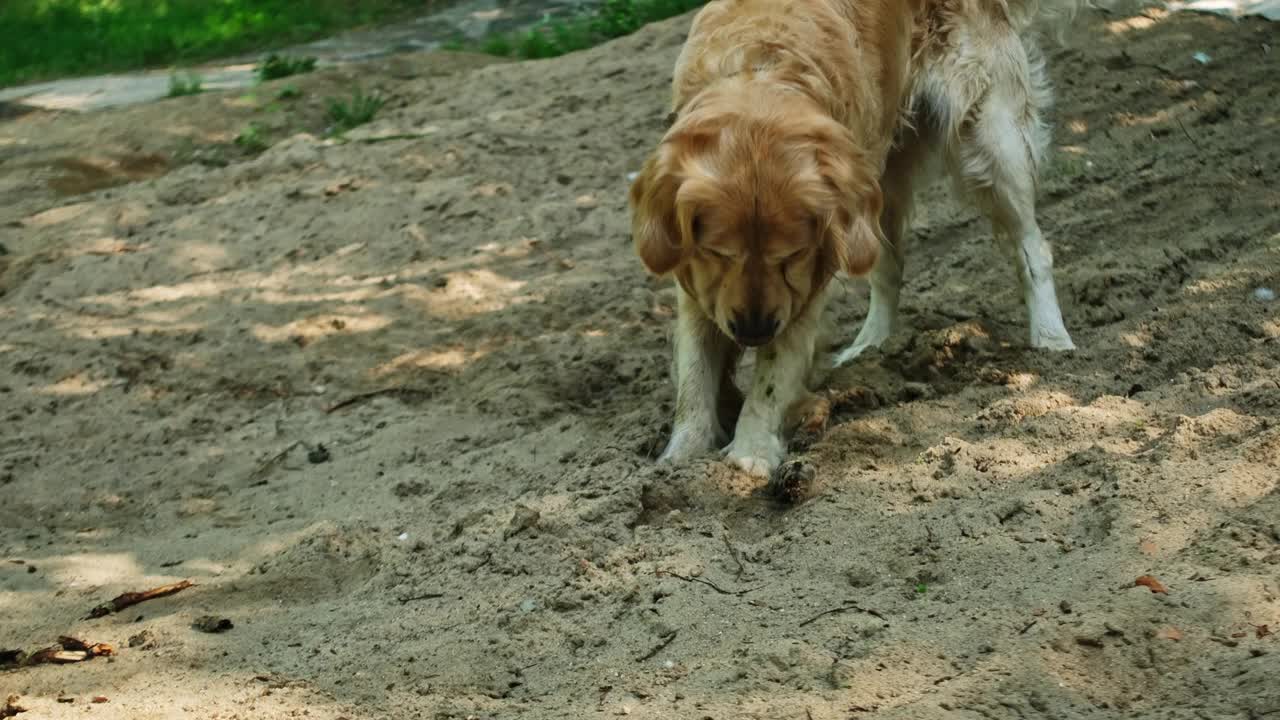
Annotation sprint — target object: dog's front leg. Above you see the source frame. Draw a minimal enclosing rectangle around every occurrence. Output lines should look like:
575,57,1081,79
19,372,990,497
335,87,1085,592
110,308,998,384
659,287,735,463
724,302,822,478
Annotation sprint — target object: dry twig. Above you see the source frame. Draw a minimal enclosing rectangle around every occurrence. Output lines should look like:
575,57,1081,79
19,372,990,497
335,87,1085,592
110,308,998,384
636,631,678,662
248,441,303,485
325,387,435,414
86,580,195,619
799,602,888,628
656,569,759,596
721,532,746,578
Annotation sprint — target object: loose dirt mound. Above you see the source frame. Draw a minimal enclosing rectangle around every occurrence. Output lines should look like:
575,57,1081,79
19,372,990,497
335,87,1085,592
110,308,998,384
1,8,1278,720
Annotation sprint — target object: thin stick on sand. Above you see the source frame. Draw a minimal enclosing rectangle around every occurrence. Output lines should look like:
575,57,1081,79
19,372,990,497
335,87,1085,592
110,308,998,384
85,580,195,619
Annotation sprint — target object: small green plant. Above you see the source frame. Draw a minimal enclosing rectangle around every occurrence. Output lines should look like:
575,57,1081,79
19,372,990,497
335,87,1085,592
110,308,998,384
592,0,643,37
914,583,928,596
235,123,269,153
440,37,468,52
478,34,514,57
168,71,204,97
257,53,318,81
326,89,386,135
454,0,706,61
276,84,302,100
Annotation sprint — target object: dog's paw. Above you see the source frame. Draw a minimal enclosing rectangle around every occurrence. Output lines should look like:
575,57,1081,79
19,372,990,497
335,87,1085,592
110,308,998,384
1030,329,1076,352
831,335,889,367
724,433,785,478
831,343,869,368
657,423,719,464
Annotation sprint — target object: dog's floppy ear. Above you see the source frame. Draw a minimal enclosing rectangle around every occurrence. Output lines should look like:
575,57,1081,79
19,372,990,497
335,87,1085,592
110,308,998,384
811,126,884,278
629,144,688,276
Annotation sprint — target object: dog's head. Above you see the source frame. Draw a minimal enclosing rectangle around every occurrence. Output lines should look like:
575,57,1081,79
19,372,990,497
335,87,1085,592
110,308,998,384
629,95,882,347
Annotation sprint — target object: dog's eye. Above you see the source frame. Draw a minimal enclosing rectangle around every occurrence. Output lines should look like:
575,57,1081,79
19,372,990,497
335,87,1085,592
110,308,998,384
778,248,810,265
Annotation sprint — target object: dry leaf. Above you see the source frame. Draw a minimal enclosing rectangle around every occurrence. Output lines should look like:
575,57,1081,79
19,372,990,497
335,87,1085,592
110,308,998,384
1,695,26,718
1156,626,1183,641
1135,575,1168,594
1257,624,1272,639
323,178,359,196
25,637,113,666
91,697,109,704
1139,539,1159,556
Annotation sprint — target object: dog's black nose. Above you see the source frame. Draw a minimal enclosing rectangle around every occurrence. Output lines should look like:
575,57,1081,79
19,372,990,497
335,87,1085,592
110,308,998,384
729,312,779,347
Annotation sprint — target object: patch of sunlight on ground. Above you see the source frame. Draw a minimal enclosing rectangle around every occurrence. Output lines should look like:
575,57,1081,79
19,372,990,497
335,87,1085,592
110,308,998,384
46,552,146,588
252,311,392,343
373,346,492,376
37,372,115,396
1105,7,1170,34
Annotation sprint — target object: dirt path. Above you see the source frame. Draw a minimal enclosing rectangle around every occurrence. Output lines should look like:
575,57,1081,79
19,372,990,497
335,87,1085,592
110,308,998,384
2,7,1279,720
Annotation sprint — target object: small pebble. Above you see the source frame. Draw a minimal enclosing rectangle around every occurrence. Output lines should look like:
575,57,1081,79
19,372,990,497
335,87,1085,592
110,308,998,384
307,444,331,464
1253,287,1275,302
625,171,640,183
1192,51,1212,65
397,532,409,541
505,505,541,539
193,616,234,633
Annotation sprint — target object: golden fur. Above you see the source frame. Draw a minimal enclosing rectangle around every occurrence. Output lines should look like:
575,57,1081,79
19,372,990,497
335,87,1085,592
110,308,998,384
631,0,1081,477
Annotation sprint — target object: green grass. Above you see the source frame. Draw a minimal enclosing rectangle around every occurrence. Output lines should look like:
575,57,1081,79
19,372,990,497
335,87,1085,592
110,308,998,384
454,0,707,60
234,122,269,153
326,89,386,136
0,0,432,88
257,53,318,82
168,71,204,97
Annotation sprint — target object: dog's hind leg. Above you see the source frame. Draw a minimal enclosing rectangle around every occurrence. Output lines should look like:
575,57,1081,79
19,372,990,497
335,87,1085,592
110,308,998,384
944,36,1075,351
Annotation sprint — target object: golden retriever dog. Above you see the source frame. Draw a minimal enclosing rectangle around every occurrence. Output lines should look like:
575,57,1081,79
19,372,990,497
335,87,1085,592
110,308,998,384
630,0,1080,477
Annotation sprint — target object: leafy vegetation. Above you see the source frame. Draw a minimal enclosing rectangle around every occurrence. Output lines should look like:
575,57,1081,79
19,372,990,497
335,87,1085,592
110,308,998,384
326,89,386,136
257,54,318,82
0,0,430,88
1,0,706,90
452,0,707,60
234,122,269,153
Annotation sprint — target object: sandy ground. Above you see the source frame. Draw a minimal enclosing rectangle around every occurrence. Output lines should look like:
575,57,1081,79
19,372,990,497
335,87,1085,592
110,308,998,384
2,6,1279,719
